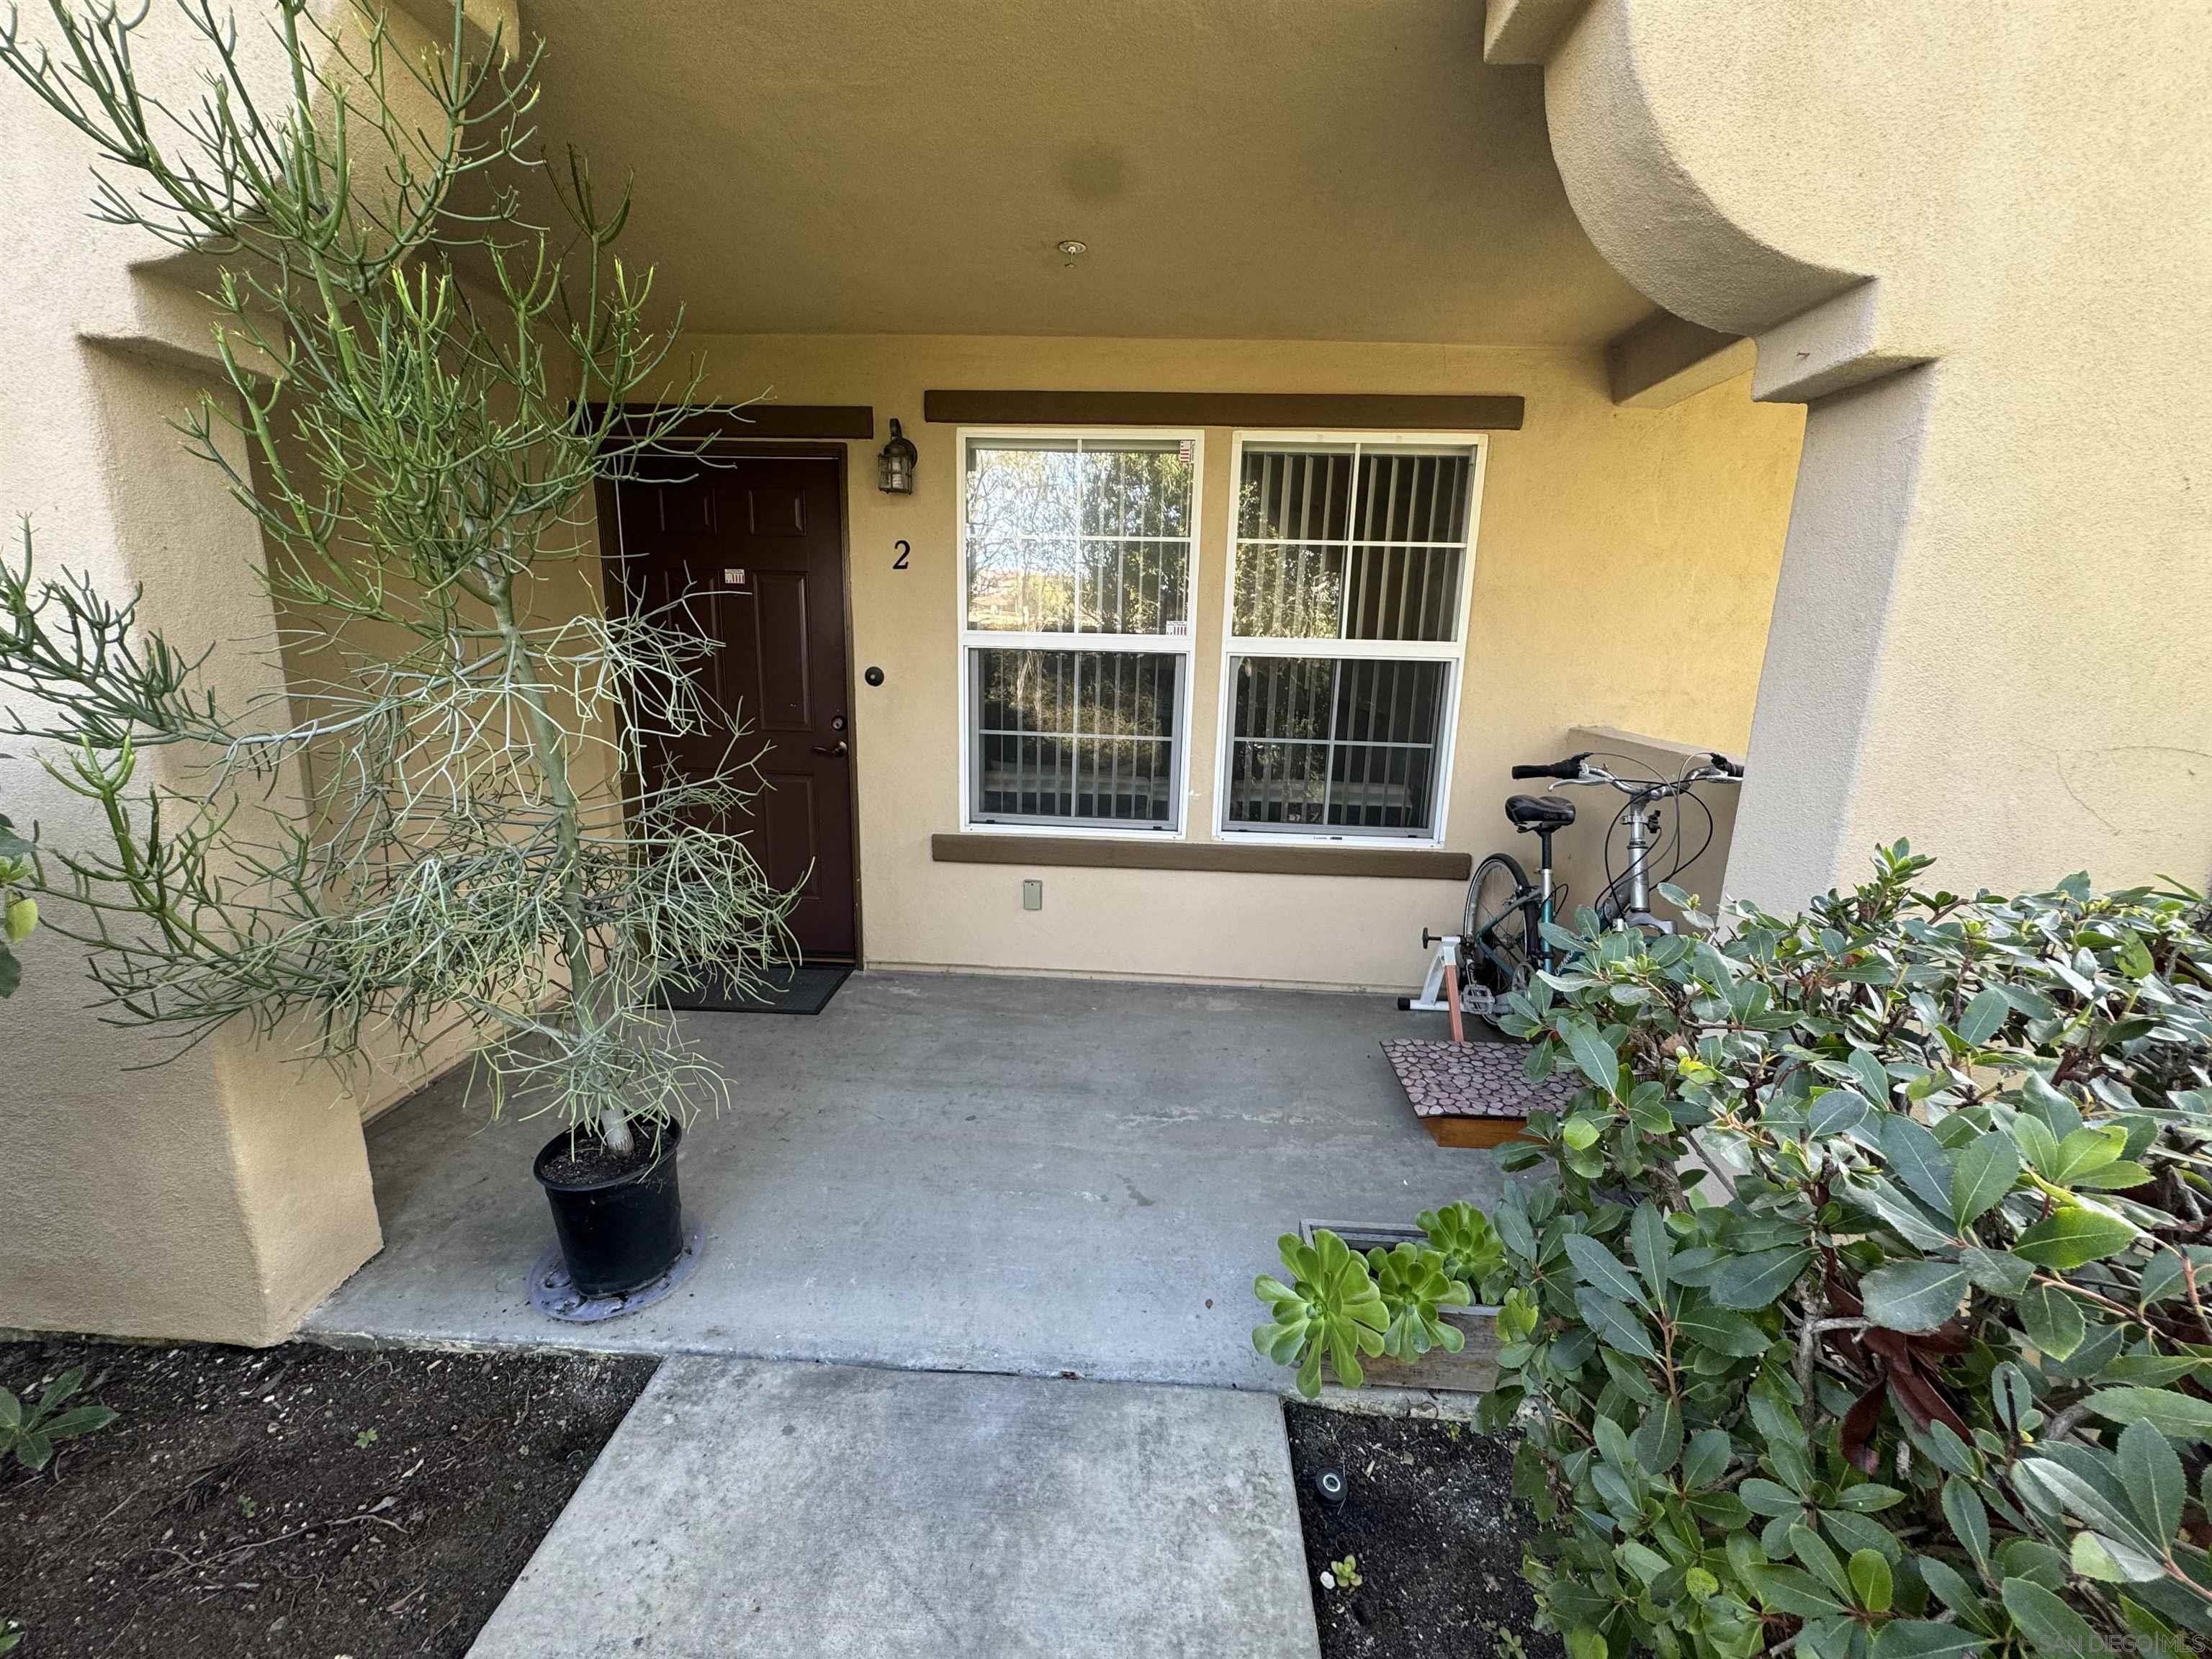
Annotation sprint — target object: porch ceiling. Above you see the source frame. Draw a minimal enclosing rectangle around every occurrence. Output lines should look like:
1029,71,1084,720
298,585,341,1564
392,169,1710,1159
518,0,1650,344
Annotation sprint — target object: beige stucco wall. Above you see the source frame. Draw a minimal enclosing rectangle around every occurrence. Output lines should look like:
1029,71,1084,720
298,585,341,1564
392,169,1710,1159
1503,0,2212,904
668,334,1801,989
0,7,389,1344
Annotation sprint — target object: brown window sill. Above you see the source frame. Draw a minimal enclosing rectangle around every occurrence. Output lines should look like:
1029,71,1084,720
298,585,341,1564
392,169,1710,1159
930,833,1470,881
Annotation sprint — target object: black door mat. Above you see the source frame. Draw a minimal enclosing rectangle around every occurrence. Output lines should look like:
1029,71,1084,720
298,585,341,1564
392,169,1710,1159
657,961,852,1015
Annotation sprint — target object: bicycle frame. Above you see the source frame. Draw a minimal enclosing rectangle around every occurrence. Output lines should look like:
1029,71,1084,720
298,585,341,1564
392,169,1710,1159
1451,751,1742,1012
1516,835,1563,977
1607,791,1671,933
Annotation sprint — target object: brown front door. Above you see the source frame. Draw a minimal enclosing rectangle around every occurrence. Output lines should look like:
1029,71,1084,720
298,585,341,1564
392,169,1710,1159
604,452,858,961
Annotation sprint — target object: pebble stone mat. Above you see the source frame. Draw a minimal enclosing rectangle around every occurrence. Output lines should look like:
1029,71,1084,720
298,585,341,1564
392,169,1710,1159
1381,1037,1581,1120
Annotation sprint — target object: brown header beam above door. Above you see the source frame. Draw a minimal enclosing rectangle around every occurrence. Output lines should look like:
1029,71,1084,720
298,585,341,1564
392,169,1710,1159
921,390,1524,431
594,403,876,442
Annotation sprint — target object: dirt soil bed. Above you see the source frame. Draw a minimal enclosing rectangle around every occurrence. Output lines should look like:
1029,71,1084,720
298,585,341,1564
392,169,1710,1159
1285,1402,1563,1659
1,1339,655,1658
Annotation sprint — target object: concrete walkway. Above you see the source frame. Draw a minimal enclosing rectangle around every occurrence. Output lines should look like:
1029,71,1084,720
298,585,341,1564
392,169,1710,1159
467,1357,1321,1658
308,971,1497,1388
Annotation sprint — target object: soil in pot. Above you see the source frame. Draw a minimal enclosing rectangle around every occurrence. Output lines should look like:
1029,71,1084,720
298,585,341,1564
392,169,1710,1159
534,1118,684,1298
537,1131,665,1186
1285,1401,1562,1659
0,1338,655,1658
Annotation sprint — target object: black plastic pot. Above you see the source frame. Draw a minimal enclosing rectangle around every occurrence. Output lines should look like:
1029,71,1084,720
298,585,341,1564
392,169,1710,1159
532,1118,685,1298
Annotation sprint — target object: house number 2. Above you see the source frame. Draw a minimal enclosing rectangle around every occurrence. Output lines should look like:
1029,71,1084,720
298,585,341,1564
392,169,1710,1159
892,539,911,570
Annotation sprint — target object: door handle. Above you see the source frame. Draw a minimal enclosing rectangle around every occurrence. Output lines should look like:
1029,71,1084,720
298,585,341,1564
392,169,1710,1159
810,740,850,757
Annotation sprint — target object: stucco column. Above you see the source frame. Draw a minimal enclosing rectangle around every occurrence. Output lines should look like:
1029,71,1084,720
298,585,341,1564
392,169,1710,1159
0,0,529,1344
0,8,390,1344
1489,0,2212,907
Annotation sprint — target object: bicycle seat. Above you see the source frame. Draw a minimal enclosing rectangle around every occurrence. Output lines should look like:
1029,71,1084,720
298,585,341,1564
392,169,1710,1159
1505,793,1576,830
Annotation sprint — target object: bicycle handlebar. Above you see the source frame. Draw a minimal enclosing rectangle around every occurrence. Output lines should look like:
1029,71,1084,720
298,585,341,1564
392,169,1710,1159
1510,752,1744,793
1511,752,1588,781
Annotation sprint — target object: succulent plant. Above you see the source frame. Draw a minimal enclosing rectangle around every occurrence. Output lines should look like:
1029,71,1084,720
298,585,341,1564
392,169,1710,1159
1253,1229,1388,1397
1367,1242,1473,1362
1416,1200,1509,1299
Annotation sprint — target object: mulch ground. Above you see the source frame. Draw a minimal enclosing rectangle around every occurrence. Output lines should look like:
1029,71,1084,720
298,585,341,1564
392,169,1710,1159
1285,1402,1563,1659
0,1339,656,1658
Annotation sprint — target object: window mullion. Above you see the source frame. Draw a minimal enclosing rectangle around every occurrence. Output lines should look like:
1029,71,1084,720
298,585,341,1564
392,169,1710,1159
1068,443,1084,819
1226,636,1460,662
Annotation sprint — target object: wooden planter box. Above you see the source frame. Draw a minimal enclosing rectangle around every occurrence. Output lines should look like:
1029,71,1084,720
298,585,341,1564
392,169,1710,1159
1362,1304,1501,1393
1419,1115,1532,1149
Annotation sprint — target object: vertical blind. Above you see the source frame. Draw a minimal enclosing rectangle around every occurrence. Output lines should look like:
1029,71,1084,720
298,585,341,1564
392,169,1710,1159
1226,657,1448,833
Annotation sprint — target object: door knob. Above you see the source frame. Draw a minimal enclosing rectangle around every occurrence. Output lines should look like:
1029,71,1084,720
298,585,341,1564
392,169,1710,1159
811,740,850,757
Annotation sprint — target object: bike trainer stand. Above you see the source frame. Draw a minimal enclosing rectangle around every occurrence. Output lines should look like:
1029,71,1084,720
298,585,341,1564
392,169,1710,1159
1388,930,1570,1147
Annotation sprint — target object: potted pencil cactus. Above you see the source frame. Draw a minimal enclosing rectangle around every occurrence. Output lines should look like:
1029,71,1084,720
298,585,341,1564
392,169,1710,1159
0,0,793,1294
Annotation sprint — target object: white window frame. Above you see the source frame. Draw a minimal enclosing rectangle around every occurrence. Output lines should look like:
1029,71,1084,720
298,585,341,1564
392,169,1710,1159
1213,429,1488,849
956,426,1204,839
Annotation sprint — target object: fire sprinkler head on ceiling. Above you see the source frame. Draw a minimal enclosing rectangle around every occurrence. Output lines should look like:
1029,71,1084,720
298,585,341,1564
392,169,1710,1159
1056,239,1088,267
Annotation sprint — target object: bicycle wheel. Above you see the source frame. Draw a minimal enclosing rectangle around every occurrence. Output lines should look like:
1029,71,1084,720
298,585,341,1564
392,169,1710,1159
1463,852,1535,995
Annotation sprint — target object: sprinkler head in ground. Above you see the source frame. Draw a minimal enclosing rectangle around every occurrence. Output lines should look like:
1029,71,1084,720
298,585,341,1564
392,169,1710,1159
1316,1467,1346,1508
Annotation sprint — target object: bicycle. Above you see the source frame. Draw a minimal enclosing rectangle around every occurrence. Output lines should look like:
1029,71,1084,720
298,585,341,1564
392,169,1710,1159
1408,750,1743,1022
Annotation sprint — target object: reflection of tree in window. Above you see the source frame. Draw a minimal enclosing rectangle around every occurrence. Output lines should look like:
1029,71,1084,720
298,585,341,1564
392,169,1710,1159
1232,449,1465,642
978,650,1174,737
965,441,1190,635
963,436,1195,828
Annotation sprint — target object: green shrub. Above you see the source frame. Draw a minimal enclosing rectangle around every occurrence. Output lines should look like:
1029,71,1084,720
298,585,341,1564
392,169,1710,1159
1263,847,2212,1659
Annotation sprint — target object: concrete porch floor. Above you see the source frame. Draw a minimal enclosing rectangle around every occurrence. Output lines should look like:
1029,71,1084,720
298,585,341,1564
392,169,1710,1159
305,971,1501,1389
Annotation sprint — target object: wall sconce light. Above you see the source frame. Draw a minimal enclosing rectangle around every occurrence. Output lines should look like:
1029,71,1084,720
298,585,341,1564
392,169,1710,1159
877,418,917,495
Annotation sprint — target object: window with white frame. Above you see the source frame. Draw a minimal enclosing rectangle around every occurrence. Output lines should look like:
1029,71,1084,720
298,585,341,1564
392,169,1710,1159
1218,435,1482,841
961,432,1199,832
